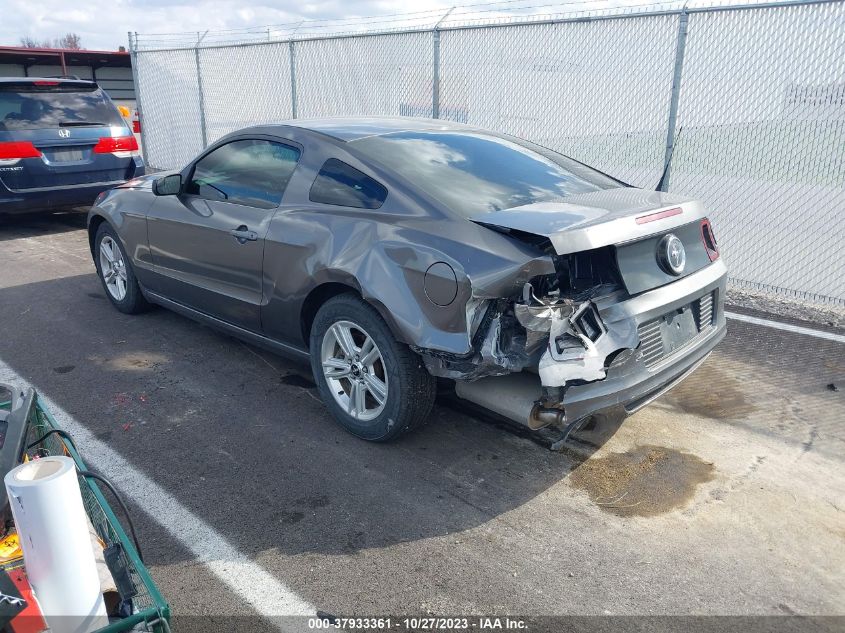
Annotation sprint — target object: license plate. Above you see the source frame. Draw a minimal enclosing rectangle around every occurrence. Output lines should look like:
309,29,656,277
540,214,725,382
44,148,85,162
659,304,699,355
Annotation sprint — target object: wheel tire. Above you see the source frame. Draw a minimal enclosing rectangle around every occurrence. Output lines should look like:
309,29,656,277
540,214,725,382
310,293,436,442
94,223,150,315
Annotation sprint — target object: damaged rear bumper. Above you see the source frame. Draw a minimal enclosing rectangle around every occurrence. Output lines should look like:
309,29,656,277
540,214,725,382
454,260,727,428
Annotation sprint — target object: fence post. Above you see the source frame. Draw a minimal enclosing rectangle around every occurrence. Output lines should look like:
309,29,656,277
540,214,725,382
194,32,208,149
432,7,455,119
432,29,441,119
289,40,298,119
660,9,689,192
127,32,151,167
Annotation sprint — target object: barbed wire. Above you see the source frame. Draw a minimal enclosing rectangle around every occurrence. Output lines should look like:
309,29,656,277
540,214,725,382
129,0,829,50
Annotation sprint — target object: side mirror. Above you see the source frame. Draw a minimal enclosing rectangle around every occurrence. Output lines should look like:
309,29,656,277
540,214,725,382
153,174,182,196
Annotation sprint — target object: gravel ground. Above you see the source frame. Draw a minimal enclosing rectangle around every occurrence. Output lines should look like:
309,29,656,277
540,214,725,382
726,286,844,329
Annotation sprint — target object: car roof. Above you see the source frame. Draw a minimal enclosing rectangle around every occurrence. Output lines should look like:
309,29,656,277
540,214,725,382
0,76,95,83
0,77,97,88
269,116,478,142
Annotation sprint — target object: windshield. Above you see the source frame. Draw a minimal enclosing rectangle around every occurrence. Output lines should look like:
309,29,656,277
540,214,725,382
349,131,623,217
0,84,126,132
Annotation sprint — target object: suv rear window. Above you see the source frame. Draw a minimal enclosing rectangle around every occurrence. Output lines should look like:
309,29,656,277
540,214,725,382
0,82,126,132
309,159,387,209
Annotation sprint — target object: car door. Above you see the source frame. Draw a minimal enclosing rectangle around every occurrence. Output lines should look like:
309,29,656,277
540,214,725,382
145,137,301,331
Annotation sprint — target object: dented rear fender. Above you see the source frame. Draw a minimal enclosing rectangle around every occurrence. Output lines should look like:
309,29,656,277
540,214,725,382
260,207,555,355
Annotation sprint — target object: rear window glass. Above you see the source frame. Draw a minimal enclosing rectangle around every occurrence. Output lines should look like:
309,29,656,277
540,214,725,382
349,131,621,218
0,83,125,132
309,158,387,209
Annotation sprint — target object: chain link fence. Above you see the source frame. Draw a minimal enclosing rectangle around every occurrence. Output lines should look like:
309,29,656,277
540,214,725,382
129,0,845,307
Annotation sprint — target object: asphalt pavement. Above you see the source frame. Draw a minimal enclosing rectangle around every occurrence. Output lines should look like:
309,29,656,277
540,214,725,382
0,212,842,631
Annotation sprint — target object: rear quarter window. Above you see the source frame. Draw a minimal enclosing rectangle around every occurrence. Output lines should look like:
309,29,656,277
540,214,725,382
309,158,387,209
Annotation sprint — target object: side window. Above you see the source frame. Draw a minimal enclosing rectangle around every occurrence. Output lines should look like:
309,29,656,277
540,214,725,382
309,158,387,209
186,139,300,208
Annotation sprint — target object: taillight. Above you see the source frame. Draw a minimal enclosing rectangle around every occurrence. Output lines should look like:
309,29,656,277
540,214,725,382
93,135,139,158
0,141,42,166
700,218,719,262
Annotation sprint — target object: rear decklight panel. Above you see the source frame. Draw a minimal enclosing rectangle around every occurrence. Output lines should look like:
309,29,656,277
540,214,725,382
615,220,714,295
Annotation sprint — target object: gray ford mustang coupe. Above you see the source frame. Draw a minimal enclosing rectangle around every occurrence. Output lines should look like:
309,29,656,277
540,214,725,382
87,117,726,442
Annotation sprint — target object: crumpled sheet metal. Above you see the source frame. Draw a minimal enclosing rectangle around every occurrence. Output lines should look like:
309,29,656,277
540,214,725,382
520,297,639,388
417,313,532,382
515,303,563,332
420,287,638,386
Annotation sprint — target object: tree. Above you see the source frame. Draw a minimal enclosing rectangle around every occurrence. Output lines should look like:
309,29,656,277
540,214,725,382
19,36,52,49
19,33,83,50
55,33,83,50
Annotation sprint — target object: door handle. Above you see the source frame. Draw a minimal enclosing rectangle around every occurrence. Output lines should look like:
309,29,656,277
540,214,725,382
230,225,258,244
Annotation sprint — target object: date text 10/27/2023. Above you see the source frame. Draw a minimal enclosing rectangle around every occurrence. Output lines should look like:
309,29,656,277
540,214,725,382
308,617,529,630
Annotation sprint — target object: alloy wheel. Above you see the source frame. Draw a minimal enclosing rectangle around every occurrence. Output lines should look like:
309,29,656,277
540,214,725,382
99,235,128,301
320,320,389,421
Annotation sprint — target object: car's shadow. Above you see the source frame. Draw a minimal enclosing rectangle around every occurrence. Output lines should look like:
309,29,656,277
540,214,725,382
0,272,625,567
0,210,88,242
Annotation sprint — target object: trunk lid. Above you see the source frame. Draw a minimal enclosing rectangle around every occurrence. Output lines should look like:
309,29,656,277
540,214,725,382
471,188,715,296
470,188,706,256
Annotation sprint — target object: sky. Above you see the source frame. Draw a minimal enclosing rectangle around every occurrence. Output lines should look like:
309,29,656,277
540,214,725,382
0,0,767,51
1,0,458,50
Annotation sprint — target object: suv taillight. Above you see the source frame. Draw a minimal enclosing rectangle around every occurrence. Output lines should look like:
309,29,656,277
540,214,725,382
0,141,42,165
93,135,139,158
700,218,719,262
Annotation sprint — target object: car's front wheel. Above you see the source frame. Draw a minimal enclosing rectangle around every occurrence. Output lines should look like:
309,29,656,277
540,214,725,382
310,294,436,441
94,223,150,314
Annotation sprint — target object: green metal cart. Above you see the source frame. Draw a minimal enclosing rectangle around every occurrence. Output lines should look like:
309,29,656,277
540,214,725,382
0,385,170,633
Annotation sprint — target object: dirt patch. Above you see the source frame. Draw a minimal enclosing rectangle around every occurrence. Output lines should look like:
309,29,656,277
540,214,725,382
103,352,168,371
569,445,715,517
663,363,757,420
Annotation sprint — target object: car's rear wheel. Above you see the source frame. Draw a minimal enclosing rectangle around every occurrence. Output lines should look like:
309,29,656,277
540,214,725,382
94,223,149,314
309,294,436,441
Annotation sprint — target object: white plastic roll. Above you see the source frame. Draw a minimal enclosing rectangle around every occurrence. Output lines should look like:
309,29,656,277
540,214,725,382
5,456,108,633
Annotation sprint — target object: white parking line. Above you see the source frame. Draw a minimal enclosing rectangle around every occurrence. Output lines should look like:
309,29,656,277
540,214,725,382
0,358,315,628
725,311,845,344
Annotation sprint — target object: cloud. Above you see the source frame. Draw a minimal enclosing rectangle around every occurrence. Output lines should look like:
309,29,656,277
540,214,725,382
0,0,452,50
4,0,755,51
